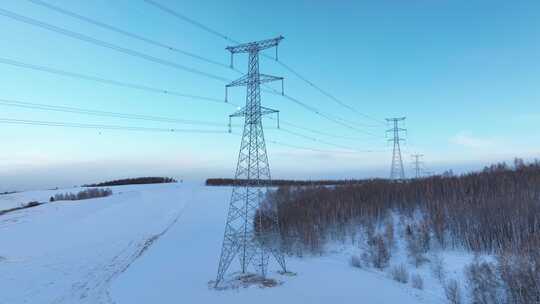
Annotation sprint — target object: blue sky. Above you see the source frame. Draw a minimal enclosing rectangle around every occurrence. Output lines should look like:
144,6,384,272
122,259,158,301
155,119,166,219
0,0,538,190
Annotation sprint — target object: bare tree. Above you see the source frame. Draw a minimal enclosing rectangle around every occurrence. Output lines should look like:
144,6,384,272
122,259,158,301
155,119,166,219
390,264,409,284
384,216,396,250
367,234,390,269
411,274,424,290
498,248,540,304
430,252,447,283
406,223,430,267
465,257,502,304
445,279,462,304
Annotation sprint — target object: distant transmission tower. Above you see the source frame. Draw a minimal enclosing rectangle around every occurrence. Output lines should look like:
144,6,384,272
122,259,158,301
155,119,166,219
386,117,406,180
215,36,287,287
411,154,424,178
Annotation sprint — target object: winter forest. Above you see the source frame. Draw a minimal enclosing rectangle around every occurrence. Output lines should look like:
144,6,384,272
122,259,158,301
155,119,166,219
264,159,540,304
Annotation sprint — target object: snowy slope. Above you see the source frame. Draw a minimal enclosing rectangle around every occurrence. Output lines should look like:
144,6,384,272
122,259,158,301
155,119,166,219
110,184,446,304
0,183,187,304
2,182,453,303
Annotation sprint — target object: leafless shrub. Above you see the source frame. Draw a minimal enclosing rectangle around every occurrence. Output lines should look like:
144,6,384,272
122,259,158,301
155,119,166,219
498,249,540,304
411,274,424,290
465,257,502,304
350,255,362,268
367,234,390,269
390,264,409,284
384,216,395,250
445,279,462,304
405,222,430,267
430,252,447,283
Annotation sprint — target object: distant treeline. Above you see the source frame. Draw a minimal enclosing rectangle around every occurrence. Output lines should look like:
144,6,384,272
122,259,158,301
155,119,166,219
268,159,540,254
0,201,42,216
84,177,177,187
205,178,371,187
51,188,112,202
0,191,18,195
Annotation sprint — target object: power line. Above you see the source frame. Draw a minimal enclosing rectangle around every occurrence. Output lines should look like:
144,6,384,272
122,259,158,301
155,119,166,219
265,116,377,141
0,98,231,128
0,59,379,150
277,127,383,152
281,92,377,135
26,0,232,70
0,3,388,160
267,139,377,155
143,0,385,125
267,58,386,126
0,8,229,82
0,97,375,152
0,115,378,155
263,85,378,135
1,6,381,146
0,116,376,156
0,57,236,106
1,53,376,140
143,0,240,45
0,118,228,134
1,6,379,137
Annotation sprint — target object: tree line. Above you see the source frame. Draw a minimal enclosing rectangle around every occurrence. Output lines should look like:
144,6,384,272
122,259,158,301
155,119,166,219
206,178,371,187
84,177,177,187
262,158,540,303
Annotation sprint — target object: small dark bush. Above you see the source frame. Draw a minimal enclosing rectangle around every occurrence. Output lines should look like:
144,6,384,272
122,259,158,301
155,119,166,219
390,264,409,284
350,255,362,268
430,252,446,283
411,274,423,289
24,201,40,208
445,279,462,304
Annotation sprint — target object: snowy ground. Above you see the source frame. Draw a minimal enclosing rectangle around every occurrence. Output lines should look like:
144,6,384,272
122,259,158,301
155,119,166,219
1,182,468,303
0,183,185,303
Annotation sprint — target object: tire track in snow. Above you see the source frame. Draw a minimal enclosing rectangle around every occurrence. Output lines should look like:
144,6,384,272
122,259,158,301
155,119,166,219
55,204,187,304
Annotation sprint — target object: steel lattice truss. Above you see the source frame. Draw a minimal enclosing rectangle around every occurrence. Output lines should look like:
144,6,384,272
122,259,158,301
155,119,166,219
387,117,406,180
215,37,287,287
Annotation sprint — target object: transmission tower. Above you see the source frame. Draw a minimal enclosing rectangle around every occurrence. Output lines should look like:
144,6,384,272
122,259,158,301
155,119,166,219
386,117,406,180
215,36,287,287
411,154,424,179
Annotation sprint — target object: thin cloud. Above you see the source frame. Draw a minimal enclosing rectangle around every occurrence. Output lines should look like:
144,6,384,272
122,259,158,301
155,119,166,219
450,132,495,149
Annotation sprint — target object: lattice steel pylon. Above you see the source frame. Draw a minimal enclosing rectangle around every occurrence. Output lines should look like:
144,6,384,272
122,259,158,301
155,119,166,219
411,154,424,179
386,117,406,180
215,36,287,287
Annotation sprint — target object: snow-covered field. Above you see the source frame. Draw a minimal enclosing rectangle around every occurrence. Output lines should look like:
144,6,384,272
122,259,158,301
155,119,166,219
1,182,468,303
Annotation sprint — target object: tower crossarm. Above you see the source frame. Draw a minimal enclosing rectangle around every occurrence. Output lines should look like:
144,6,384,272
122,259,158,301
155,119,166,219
229,106,279,118
260,106,279,116
385,117,406,122
226,36,284,54
226,74,283,88
386,127,406,133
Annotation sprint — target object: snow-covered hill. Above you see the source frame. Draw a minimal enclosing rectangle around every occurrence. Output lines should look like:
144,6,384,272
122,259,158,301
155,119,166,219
1,183,449,303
